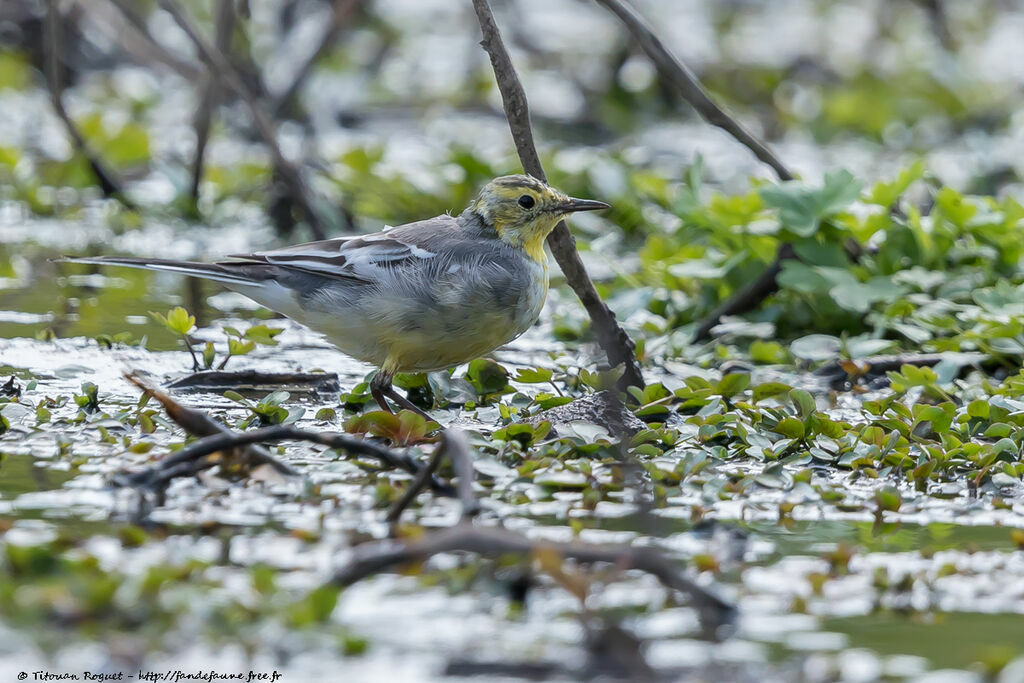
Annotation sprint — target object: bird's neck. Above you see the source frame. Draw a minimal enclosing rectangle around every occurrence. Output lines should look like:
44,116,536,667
458,209,549,265
519,232,549,265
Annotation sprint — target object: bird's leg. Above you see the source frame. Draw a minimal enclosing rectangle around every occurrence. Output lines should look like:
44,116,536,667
370,371,395,414
383,386,434,423
369,370,435,422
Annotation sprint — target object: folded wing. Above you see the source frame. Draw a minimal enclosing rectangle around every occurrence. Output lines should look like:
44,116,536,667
231,215,459,282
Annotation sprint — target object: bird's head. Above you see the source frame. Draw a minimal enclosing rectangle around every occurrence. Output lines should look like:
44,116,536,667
469,175,610,262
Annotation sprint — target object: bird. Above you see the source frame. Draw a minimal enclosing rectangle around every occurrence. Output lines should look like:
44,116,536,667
57,175,610,419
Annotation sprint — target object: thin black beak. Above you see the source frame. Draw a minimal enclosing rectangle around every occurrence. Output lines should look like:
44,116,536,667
557,197,611,213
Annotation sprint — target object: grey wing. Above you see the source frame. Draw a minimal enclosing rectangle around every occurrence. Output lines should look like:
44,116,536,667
228,215,463,283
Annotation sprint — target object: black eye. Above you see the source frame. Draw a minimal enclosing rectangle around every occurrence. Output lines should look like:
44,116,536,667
518,194,535,209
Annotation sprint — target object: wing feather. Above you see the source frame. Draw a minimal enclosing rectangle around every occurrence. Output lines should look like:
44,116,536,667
229,216,460,282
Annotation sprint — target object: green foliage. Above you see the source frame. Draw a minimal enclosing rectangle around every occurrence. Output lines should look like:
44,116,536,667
225,390,304,428
152,307,195,336
343,410,437,445
760,170,862,238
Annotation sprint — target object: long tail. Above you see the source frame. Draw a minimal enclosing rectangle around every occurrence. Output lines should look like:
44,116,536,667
53,256,268,288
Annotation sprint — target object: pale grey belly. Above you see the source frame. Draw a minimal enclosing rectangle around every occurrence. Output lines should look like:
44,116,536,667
234,274,548,372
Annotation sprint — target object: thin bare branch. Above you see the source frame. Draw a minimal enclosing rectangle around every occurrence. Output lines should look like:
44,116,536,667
386,440,446,524
100,0,203,80
115,424,446,489
386,429,480,523
188,0,236,209
592,0,802,338
45,0,133,205
471,0,644,391
272,0,363,118
114,383,455,495
693,243,795,340
593,0,793,181
158,0,328,239
332,522,734,627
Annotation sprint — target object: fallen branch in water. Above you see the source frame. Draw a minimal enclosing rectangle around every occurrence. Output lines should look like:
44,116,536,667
471,0,644,392
114,424,454,493
118,378,456,495
166,370,340,395
332,522,734,629
813,351,996,389
125,372,298,479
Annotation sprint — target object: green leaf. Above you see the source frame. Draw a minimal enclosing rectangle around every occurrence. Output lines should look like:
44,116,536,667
750,340,787,364
967,400,990,420
163,307,195,335
789,389,816,418
0,52,30,91
261,391,290,407
865,160,925,208
288,585,339,627
202,342,216,369
933,187,977,229
315,407,337,422
774,418,806,440
244,324,284,346
760,170,862,237
753,382,791,403
778,261,833,295
875,486,902,512
514,367,554,383
465,359,510,397
716,373,751,399
227,338,256,357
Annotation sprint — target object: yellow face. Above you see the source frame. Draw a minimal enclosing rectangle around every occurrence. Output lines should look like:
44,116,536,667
471,175,610,263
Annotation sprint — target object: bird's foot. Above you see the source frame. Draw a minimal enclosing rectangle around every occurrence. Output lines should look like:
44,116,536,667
370,376,435,423
384,387,435,423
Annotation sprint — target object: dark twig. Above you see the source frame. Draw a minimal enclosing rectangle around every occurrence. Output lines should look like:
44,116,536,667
332,522,734,628
44,0,133,205
115,424,448,489
693,243,795,340
386,429,480,524
158,0,328,239
471,0,644,391
102,0,203,80
116,382,455,494
593,0,793,182
444,430,481,519
272,0,363,118
189,0,236,208
386,440,446,524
